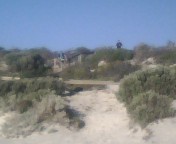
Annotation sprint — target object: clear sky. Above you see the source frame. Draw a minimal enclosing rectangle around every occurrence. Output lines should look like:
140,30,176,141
0,0,176,51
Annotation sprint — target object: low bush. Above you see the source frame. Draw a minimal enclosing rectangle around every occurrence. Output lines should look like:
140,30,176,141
119,66,176,103
118,66,176,126
0,78,65,112
35,93,66,123
97,61,140,81
1,93,67,138
128,91,174,127
61,64,92,80
134,44,155,62
15,100,33,113
155,49,176,65
5,49,52,78
1,92,85,138
61,62,140,81
86,47,134,67
134,44,176,65
0,78,65,97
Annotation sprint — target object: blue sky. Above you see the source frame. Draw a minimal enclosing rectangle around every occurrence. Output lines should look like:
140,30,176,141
0,0,176,51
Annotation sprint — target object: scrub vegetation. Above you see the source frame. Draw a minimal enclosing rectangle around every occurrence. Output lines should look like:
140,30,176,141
0,41,176,136
118,66,176,126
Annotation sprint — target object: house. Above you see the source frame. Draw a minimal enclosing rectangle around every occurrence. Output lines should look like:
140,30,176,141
65,49,93,64
52,48,94,73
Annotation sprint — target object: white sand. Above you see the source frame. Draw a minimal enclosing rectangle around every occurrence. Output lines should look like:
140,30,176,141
0,84,176,144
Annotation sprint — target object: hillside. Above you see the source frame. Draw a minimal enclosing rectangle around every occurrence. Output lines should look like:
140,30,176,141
0,44,176,143
1,84,176,144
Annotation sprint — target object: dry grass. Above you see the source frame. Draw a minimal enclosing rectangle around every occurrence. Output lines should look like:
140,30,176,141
1,92,85,138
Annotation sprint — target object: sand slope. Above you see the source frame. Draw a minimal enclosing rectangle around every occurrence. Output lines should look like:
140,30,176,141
0,84,176,144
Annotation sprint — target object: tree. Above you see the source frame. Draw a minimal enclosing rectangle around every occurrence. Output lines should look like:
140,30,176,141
18,54,47,77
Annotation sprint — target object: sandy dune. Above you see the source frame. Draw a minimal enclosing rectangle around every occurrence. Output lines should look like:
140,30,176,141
0,84,176,144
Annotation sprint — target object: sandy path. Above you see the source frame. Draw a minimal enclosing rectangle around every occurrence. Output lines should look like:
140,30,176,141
65,84,146,144
0,84,176,144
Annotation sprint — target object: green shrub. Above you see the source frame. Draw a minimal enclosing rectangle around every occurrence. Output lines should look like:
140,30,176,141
61,64,92,80
12,81,27,94
155,49,176,65
20,89,51,102
134,44,176,65
60,66,75,80
134,44,155,62
1,91,84,138
36,93,66,123
128,91,174,127
119,67,176,103
118,66,176,126
0,78,65,97
97,61,140,81
86,47,134,67
1,93,67,138
5,52,50,78
61,61,139,81
0,78,65,112
0,80,13,97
